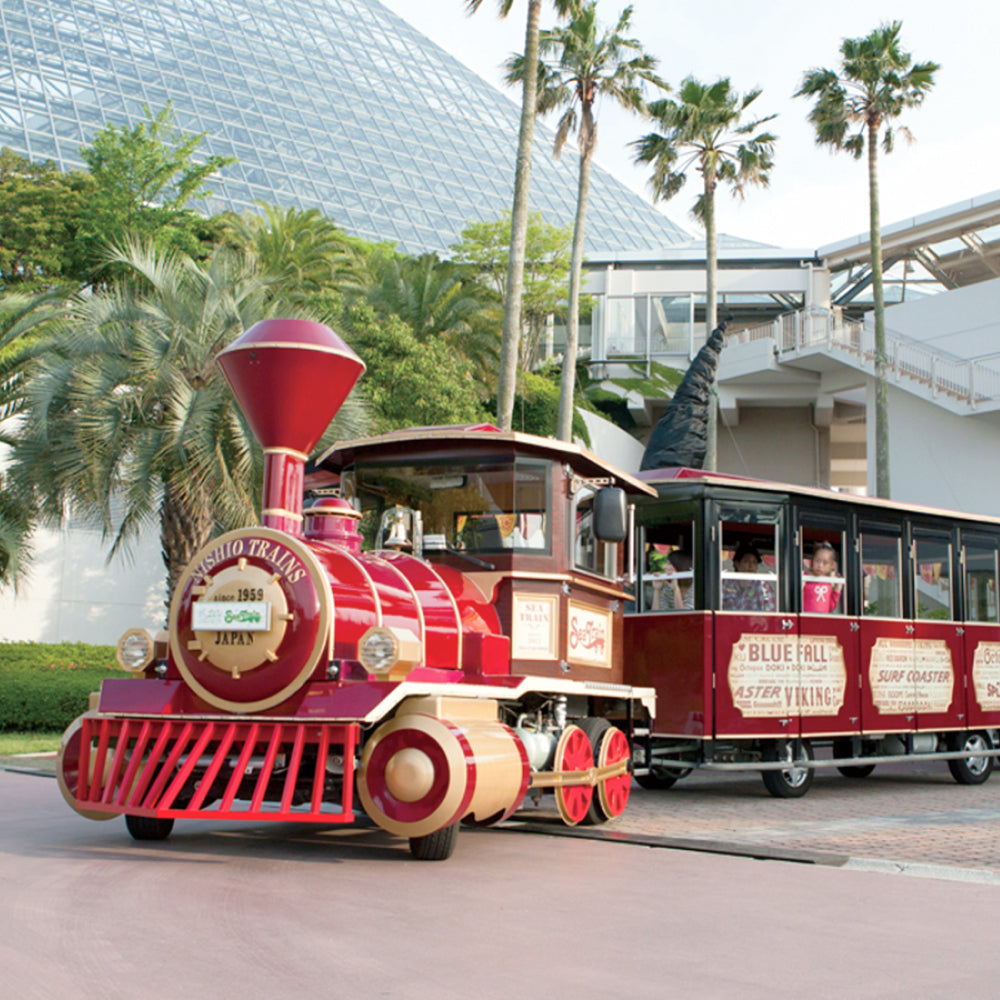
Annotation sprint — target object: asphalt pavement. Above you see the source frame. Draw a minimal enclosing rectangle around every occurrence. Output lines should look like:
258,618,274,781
7,748,1000,881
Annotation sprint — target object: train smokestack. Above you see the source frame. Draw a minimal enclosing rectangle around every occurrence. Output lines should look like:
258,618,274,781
217,319,365,533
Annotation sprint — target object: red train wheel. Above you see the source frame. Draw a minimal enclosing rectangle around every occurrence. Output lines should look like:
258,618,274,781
595,725,631,820
553,725,594,826
578,718,631,824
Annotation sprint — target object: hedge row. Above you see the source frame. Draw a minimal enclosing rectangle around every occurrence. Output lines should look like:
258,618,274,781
0,642,120,732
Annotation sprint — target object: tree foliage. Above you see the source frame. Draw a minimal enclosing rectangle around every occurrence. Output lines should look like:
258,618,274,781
342,301,490,431
76,102,235,271
365,251,501,383
0,148,94,288
502,364,590,443
452,210,572,371
223,202,367,303
7,241,367,598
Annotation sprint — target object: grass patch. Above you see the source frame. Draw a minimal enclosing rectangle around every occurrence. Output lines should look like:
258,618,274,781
0,731,62,755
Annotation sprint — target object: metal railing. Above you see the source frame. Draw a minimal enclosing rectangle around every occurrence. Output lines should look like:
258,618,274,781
729,310,1000,409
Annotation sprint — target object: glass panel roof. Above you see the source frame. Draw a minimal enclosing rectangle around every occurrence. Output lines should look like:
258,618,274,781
0,0,690,254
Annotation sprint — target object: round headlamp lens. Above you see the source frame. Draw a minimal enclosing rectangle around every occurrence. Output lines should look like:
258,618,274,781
359,630,398,672
117,629,154,672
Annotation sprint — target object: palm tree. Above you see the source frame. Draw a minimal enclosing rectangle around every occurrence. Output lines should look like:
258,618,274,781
8,241,368,600
0,289,67,588
224,202,365,303
509,1,662,441
466,0,580,432
796,22,937,498
632,77,776,470
366,252,501,382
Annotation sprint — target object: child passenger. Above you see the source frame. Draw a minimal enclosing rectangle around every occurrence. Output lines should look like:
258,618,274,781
802,541,842,614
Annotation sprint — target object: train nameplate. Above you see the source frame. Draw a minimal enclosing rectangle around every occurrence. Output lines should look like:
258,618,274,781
192,601,272,632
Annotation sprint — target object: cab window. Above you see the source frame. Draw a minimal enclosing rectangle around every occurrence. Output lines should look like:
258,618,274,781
574,488,616,578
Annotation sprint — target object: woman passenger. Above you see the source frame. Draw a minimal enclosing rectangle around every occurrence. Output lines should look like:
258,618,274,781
722,541,775,612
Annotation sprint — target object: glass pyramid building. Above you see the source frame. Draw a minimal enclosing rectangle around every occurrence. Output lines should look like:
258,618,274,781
0,0,690,254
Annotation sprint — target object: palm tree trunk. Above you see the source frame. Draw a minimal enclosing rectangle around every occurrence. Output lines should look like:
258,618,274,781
497,0,542,432
867,120,890,499
703,175,718,472
557,146,592,441
160,481,214,619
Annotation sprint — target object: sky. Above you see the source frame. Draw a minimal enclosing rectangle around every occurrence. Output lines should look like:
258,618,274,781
380,0,999,251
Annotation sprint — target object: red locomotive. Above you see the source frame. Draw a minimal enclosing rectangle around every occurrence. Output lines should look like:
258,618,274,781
56,319,655,859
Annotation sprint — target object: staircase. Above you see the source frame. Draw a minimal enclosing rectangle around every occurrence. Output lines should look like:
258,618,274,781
730,310,1000,415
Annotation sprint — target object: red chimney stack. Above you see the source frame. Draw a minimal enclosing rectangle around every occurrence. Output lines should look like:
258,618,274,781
217,319,365,534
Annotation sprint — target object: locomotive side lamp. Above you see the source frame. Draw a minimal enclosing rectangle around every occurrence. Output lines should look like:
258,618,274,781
358,625,422,679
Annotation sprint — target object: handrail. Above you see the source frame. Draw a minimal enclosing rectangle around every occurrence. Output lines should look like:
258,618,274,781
728,309,1000,409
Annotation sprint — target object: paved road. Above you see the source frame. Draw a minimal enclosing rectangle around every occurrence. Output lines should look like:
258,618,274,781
542,760,1000,876
2,763,999,999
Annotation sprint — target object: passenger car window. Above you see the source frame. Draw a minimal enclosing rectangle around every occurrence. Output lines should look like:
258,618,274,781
964,538,999,623
719,505,779,613
800,528,846,616
914,532,953,620
860,529,901,618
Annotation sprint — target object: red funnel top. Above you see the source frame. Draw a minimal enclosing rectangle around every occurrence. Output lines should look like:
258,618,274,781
217,319,365,455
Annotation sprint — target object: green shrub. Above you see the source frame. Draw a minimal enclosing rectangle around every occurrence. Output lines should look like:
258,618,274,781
0,642,120,732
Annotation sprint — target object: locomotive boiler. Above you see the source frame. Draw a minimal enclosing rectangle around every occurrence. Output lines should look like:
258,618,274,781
56,318,655,860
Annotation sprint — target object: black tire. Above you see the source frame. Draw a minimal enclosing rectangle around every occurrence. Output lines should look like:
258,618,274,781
761,739,814,798
837,765,876,779
577,717,612,825
409,823,458,861
125,814,174,841
832,737,875,778
635,769,679,790
947,731,994,785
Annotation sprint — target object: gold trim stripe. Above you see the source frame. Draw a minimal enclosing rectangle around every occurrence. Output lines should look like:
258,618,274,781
264,446,310,461
262,507,304,522
221,341,366,370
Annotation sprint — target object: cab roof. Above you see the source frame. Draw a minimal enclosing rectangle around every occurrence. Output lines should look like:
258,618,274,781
318,426,656,497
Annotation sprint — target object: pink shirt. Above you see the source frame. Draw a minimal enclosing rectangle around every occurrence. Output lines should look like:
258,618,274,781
803,581,840,614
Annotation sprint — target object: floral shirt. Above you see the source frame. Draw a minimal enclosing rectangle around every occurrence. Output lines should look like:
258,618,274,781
722,577,775,612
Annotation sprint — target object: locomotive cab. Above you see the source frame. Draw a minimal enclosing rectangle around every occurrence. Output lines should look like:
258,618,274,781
321,427,653,685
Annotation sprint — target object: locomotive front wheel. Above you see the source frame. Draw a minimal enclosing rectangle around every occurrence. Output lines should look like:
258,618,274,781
553,725,594,826
761,739,814,798
947,731,994,785
125,814,175,841
409,823,458,861
577,718,631,825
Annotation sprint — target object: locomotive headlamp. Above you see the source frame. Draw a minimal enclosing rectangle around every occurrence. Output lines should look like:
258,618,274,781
116,628,156,673
358,626,422,679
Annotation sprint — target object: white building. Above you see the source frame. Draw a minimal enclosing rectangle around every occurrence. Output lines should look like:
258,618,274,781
583,190,1000,517
3,192,998,641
